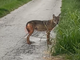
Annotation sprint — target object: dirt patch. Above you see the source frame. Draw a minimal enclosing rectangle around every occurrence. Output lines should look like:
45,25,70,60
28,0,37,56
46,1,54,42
42,51,65,60
43,55,65,60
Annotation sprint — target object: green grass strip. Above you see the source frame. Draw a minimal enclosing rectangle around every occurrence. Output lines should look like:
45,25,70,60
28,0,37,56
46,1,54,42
51,0,80,60
0,0,31,18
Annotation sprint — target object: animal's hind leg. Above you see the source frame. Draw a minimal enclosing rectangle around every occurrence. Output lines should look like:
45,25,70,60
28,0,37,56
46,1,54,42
27,32,33,44
26,24,34,44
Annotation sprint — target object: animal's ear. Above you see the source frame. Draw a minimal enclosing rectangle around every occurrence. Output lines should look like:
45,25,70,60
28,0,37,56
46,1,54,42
53,14,56,18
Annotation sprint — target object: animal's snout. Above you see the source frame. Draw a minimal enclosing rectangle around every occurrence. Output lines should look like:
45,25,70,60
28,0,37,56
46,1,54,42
57,21,59,24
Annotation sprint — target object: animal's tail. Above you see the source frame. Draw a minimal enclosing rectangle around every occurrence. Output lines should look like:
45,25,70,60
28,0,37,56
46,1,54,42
24,26,29,38
25,26,28,34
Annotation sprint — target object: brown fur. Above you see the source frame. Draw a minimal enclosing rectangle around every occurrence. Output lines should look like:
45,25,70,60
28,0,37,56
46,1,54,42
26,14,60,44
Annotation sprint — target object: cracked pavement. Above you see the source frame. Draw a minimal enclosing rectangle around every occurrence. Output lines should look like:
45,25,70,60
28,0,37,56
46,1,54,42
0,0,61,60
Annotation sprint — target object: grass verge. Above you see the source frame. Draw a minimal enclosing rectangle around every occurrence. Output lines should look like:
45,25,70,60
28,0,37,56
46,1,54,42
0,0,31,18
51,0,80,60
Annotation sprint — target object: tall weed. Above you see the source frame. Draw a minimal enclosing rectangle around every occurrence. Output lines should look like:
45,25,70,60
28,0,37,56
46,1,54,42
51,0,80,60
54,10,80,54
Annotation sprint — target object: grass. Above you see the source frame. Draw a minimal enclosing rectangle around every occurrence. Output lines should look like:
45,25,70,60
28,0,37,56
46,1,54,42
0,0,31,18
51,0,80,60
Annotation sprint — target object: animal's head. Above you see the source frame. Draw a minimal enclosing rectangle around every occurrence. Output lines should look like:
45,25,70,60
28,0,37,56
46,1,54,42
53,14,60,24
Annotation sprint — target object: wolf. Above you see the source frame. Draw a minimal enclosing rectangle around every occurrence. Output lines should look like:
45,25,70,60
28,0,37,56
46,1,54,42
26,14,60,44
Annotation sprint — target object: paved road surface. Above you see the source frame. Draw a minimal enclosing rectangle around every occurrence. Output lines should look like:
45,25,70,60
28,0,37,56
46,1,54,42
0,0,61,60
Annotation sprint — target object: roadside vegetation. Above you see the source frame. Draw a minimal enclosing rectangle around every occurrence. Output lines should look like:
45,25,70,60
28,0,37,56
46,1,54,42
51,0,80,60
0,0,31,18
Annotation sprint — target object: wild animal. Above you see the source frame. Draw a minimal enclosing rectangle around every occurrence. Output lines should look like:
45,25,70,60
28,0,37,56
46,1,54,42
26,14,60,44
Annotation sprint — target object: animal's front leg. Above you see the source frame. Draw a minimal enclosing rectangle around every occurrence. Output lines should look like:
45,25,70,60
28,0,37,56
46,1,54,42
47,31,52,45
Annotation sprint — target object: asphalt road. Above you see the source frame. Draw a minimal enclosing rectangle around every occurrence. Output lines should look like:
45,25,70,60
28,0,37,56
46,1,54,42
0,0,61,60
